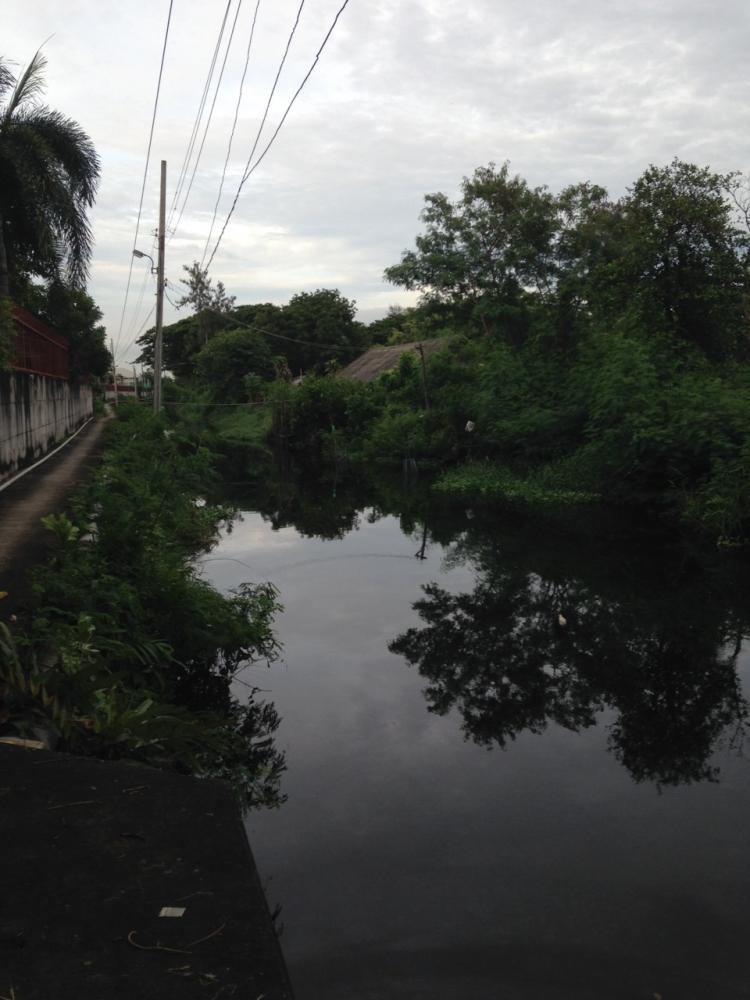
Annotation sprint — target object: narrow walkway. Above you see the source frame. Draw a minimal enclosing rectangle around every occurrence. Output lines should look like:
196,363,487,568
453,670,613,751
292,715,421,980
0,743,293,1000
0,416,108,620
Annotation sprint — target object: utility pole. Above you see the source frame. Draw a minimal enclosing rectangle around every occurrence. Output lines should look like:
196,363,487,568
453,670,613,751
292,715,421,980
110,338,118,408
153,159,167,413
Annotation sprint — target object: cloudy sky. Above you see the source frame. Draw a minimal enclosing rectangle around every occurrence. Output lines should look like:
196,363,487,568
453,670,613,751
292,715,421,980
4,0,749,363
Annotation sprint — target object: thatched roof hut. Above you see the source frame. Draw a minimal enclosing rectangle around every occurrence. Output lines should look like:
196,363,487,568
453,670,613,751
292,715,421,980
337,340,445,382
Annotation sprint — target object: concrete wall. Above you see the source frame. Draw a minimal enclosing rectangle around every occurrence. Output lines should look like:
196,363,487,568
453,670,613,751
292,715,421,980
0,371,93,486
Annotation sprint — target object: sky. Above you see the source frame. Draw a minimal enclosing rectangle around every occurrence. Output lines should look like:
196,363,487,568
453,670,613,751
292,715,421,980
4,0,750,364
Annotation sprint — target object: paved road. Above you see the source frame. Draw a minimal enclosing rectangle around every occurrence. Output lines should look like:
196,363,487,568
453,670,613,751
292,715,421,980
0,416,108,621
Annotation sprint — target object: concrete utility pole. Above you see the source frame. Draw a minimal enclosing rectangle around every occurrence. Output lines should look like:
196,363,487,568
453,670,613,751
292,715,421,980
153,159,167,413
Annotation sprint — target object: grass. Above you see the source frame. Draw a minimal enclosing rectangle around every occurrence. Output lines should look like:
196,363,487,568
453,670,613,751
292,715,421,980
435,461,600,506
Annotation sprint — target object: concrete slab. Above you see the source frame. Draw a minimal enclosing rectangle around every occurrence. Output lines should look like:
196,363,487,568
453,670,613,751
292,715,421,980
0,743,293,999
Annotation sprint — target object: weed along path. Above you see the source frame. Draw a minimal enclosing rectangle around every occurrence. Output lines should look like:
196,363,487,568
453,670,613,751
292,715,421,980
0,416,107,620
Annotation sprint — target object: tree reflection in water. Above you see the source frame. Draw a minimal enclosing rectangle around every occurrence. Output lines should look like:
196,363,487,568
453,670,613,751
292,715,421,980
390,516,750,787
222,460,750,787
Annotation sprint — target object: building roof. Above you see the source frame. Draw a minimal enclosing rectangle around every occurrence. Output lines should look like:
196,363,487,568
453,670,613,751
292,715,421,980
337,339,446,382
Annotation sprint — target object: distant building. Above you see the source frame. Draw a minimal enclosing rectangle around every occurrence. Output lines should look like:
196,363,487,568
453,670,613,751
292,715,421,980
105,366,141,402
337,340,445,382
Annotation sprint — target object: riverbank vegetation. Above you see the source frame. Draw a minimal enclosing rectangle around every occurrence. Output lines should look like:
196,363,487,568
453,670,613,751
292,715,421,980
0,403,285,807
149,158,750,546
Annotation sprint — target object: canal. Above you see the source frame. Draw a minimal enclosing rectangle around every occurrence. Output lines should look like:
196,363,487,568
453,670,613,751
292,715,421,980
203,479,750,999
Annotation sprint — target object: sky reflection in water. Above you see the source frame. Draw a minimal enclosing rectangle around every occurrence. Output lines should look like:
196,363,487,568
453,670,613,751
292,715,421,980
204,483,750,999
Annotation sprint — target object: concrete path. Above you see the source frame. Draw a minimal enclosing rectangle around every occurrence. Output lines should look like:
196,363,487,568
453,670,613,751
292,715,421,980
0,416,108,621
0,743,293,999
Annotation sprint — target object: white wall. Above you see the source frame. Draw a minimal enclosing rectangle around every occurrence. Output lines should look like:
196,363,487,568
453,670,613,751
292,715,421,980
0,372,93,485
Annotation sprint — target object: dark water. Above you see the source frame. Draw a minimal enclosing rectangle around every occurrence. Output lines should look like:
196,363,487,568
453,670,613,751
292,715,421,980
203,478,750,1000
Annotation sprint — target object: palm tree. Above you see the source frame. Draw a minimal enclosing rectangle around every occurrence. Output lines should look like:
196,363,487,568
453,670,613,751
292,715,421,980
0,50,100,298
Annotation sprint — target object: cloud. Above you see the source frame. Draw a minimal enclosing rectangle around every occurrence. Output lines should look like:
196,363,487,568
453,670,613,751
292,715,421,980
4,0,750,361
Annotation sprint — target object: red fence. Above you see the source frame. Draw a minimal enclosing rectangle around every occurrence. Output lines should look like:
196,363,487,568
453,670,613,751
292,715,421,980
11,305,70,380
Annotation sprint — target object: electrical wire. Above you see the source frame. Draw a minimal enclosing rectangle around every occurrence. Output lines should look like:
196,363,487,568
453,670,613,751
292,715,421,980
126,227,158,344
170,0,246,243
206,306,358,353
167,0,233,236
201,0,262,267
113,0,174,365
205,0,351,271
202,0,305,268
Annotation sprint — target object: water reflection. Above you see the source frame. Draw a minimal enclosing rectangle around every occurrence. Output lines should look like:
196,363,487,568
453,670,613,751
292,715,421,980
221,463,750,788
391,516,750,787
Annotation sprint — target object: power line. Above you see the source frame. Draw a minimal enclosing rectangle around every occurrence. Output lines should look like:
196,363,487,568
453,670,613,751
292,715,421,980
203,0,305,267
135,303,156,341
136,290,358,356
170,0,246,242
201,0,262,267
114,0,174,364
206,0,351,271
206,306,358,353
167,0,233,236
126,227,158,344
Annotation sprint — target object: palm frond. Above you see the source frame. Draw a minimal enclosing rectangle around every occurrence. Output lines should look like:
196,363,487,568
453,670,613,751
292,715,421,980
13,107,100,204
0,57,16,102
0,49,98,291
2,49,47,124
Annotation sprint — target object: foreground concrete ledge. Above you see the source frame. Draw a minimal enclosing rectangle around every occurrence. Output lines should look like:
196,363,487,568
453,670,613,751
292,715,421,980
0,744,293,999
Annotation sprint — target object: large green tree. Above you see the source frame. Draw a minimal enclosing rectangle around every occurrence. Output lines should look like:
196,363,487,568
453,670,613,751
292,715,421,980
385,162,559,338
608,160,749,359
194,327,275,401
0,51,100,297
278,288,366,374
138,288,366,378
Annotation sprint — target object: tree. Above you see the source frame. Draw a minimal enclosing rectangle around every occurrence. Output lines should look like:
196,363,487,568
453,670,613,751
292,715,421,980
552,181,620,343
194,327,275,401
177,261,236,316
385,162,558,337
139,288,364,381
0,51,100,297
136,262,237,375
25,280,110,378
389,519,749,786
609,160,749,359
281,289,365,374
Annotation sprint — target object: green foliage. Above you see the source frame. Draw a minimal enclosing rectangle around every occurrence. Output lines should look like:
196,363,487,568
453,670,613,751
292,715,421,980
176,260,236,315
275,375,383,459
194,327,275,400
0,295,13,369
608,160,748,360
435,463,599,505
280,289,365,374
388,510,750,787
142,158,750,548
385,162,558,324
137,287,366,382
23,281,110,379
1,402,285,807
0,51,100,297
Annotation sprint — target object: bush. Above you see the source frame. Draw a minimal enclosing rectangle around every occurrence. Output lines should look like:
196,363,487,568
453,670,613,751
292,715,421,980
0,402,285,807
